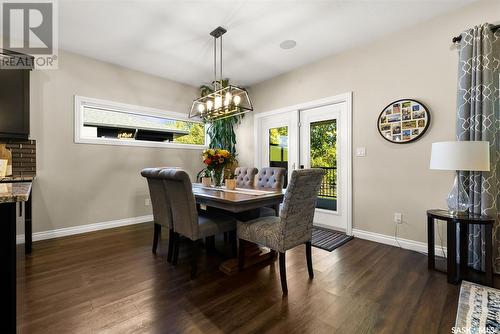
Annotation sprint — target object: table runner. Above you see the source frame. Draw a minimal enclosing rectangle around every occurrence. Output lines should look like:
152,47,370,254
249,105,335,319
194,185,277,196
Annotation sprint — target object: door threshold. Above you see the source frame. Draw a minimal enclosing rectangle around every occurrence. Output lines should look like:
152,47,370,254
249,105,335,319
313,223,346,234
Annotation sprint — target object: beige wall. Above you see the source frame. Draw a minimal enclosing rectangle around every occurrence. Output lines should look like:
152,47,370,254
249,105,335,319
241,0,499,243
29,51,202,234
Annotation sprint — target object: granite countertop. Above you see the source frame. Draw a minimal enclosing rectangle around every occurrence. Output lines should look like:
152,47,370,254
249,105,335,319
0,175,35,183
0,182,32,203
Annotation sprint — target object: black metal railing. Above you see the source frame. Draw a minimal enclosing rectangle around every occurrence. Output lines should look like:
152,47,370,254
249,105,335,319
317,166,337,199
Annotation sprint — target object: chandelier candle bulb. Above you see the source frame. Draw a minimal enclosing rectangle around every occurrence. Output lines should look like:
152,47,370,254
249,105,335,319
206,100,213,111
214,95,222,109
233,95,241,106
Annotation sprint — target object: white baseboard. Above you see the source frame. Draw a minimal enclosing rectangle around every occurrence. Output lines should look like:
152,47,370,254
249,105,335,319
16,215,153,244
352,228,447,258
16,216,446,260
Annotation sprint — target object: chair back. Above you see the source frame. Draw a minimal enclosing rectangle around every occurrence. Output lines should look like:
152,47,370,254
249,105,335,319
234,167,258,188
141,168,172,229
159,168,199,240
256,167,286,189
280,169,325,246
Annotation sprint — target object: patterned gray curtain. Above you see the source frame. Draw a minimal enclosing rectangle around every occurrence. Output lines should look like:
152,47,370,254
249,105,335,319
456,24,500,272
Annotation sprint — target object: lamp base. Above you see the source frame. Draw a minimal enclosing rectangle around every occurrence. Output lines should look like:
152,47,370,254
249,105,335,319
446,172,470,214
448,210,469,217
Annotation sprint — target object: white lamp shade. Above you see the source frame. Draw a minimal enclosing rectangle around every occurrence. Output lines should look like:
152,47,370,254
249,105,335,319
430,141,490,171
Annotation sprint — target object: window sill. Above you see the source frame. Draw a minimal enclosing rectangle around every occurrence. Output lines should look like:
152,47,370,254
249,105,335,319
75,137,208,150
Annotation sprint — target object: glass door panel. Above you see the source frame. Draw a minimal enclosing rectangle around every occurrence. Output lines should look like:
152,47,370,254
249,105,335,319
310,120,337,211
269,126,288,187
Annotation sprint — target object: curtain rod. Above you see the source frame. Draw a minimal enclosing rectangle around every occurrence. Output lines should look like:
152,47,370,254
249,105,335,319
452,24,500,43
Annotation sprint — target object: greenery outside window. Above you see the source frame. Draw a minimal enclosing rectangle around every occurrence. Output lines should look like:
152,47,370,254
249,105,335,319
74,96,207,149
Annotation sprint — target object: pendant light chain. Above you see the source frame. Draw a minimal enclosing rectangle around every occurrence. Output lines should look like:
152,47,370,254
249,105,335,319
213,36,217,90
220,34,223,84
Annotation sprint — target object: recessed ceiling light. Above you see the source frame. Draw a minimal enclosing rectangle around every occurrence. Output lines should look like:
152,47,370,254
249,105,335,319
280,40,296,50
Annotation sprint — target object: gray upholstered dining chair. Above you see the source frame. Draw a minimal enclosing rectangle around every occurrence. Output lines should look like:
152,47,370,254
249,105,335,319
141,168,176,262
234,167,258,188
256,167,287,216
159,168,237,279
255,167,286,189
237,168,325,295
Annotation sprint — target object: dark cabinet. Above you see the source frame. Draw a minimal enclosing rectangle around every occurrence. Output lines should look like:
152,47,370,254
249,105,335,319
0,51,32,139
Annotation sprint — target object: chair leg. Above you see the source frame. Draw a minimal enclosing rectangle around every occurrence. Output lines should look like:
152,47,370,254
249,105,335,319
279,252,288,295
230,230,237,257
205,236,215,254
152,223,161,254
167,228,174,263
238,239,246,271
269,250,277,259
172,233,180,266
190,239,200,279
306,241,314,279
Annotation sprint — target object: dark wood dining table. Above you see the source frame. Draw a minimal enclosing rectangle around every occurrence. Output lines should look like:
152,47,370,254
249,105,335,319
192,183,285,275
192,183,284,214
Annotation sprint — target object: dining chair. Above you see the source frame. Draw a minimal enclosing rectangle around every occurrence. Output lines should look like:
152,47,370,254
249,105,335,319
234,167,258,188
256,167,286,216
160,168,237,279
237,168,325,295
255,167,286,189
140,168,176,262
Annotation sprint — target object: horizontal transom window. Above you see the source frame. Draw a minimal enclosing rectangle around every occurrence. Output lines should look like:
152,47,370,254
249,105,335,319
74,96,207,149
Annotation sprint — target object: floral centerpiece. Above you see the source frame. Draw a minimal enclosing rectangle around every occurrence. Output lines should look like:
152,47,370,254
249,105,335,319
202,148,233,187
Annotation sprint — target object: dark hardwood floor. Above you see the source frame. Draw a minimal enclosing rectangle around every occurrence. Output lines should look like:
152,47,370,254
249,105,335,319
17,223,464,333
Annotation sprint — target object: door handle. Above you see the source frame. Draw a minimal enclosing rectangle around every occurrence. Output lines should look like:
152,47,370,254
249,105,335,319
300,165,304,169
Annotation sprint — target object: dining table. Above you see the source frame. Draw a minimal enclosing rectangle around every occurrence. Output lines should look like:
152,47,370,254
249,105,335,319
192,183,284,275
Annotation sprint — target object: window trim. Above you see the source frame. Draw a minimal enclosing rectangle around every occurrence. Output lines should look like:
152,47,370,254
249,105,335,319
74,95,208,150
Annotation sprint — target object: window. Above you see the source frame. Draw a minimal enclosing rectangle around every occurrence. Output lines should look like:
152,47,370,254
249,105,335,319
74,96,207,149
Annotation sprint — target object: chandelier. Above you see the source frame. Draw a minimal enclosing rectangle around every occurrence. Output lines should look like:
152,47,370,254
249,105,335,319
189,26,253,122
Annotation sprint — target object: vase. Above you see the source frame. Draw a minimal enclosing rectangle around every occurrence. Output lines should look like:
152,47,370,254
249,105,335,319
201,177,211,187
211,168,224,188
225,179,236,190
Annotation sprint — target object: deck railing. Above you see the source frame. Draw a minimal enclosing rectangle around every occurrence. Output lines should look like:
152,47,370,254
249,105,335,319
317,166,337,199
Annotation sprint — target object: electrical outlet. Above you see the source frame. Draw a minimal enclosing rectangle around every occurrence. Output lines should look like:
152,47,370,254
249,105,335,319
145,198,151,206
394,212,402,224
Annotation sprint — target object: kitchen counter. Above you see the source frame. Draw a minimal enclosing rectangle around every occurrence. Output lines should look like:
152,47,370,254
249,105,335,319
0,175,35,183
0,182,31,203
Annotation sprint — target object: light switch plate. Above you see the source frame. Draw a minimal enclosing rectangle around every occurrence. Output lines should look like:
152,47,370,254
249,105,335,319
356,147,366,157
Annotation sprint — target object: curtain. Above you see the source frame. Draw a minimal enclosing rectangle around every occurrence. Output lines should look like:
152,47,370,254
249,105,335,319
456,24,499,272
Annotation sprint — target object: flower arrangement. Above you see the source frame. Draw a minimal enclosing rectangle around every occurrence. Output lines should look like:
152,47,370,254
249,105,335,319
201,148,234,187
202,148,232,170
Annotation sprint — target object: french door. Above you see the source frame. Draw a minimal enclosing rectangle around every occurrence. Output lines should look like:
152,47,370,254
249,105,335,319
255,94,352,234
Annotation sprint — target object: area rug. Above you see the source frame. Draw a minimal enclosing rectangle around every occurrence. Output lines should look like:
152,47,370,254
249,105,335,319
455,281,500,333
311,227,353,252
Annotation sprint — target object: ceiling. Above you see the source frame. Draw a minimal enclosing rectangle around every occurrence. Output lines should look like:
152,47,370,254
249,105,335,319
59,0,474,87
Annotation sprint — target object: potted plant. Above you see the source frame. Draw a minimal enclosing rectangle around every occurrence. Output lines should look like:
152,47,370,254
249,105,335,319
225,171,236,190
201,148,233,187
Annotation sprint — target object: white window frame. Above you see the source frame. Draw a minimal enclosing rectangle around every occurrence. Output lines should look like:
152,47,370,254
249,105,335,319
74,95,208,150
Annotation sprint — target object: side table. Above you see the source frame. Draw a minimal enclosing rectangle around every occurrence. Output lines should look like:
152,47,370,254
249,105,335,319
427,209,494,286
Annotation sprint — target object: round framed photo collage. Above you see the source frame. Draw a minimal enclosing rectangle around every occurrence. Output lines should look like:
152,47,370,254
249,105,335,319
377,99,430,144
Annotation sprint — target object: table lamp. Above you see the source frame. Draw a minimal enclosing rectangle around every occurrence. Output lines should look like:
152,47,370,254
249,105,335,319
430,141,490,215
